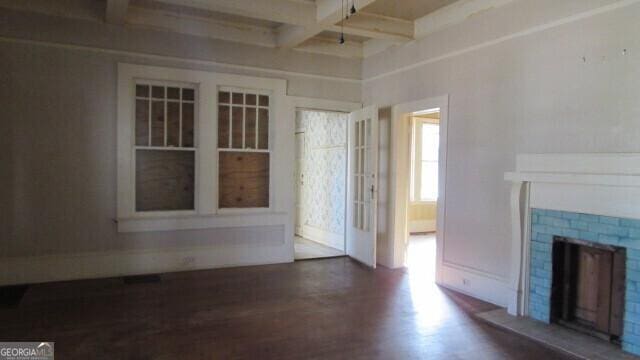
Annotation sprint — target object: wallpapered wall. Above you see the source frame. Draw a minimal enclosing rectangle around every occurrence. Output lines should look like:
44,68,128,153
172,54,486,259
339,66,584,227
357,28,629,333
295,110,348,249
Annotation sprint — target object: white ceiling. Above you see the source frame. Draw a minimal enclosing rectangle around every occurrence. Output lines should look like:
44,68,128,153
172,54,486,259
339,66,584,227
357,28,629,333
0,0,468,59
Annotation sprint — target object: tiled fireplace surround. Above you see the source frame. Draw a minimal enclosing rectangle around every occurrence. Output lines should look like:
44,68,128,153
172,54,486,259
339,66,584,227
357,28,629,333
529,208,640,354
505,153,640,356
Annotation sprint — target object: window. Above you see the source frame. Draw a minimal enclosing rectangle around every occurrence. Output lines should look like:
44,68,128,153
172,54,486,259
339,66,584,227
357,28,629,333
117,64,286,232
217,88,270,208
412,119,439,202
134,82,196,212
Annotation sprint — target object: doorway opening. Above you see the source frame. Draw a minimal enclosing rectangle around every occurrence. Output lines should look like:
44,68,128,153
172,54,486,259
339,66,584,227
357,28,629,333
294,109,348,260
405,109,440,282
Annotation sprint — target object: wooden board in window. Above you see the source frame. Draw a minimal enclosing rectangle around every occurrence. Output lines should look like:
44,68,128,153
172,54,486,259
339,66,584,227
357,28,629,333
219,152,269,208
136,150,195,211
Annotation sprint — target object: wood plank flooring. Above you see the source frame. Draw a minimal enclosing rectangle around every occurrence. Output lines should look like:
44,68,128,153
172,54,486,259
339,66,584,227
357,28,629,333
0,258,572,359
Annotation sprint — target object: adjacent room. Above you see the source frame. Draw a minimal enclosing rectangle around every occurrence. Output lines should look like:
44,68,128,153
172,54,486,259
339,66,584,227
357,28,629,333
2,0,640,359
406,109,440,278
294,109,347,260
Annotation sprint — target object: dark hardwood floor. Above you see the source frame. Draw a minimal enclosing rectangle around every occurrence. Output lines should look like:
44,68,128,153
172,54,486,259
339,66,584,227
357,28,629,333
0,258,571,359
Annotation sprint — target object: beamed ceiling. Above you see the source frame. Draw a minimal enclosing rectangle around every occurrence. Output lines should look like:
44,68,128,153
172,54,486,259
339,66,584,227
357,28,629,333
1,0,477,58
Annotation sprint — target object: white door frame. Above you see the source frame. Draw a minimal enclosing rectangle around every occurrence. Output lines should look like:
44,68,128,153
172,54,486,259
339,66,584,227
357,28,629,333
388,95,449,283
288,96,361,259
294,132,305,236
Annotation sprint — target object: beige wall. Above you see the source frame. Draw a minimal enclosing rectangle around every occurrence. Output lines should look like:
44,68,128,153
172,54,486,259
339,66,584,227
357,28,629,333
364,0,640,304
408,202,437,222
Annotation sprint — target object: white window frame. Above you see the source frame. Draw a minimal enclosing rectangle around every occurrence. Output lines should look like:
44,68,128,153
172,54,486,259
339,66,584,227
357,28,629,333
411,117,440,203
117,63,287,232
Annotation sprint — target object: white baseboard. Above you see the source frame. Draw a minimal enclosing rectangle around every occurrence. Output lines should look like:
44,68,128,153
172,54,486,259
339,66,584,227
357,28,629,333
0,243,292,286
300,225,344,250
409,219,436,233
438,262,508,307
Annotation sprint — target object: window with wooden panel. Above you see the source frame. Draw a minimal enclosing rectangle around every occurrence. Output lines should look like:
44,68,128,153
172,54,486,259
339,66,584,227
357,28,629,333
217,88,270,208
134,82,196,212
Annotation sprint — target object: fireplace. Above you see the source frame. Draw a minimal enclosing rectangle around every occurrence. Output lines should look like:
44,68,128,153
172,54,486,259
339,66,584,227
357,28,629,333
505,153,640,356
550,236,626,341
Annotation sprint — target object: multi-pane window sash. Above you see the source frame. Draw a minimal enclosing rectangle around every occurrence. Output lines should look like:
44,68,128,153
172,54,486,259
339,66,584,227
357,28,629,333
134,81,196,149
217,87,270,152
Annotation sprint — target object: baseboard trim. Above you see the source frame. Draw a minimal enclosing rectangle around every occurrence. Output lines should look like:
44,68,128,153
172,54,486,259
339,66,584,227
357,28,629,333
300,225,344,251
438,263,508,307
0,245,292,286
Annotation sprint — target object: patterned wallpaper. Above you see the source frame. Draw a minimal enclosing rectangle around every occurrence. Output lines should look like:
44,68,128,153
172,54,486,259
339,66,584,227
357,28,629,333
296,110,347,236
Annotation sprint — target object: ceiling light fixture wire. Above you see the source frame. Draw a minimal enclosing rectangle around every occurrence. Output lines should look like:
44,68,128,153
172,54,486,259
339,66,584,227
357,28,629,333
339,0,345,44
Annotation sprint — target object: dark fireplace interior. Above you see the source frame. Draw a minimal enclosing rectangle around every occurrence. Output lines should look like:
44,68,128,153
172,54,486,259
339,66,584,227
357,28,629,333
551,236,626,342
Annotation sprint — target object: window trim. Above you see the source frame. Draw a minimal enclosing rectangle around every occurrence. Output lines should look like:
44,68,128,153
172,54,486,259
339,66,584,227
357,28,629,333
117,63,286,232
411,117,440,203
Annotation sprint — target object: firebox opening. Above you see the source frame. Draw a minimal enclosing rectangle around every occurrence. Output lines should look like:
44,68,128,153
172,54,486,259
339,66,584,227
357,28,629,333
550,236,626,343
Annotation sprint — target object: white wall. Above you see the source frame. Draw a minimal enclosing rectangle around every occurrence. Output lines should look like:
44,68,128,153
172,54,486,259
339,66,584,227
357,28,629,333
0,5,361,285
363,0,640,305
0,5,361,102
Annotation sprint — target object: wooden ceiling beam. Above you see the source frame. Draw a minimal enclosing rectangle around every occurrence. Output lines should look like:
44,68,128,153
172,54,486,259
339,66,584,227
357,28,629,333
152,0,414,47
335,12,414,41
295,37,363,59
126,6,277,47
277,0,381,48
152,0,316,27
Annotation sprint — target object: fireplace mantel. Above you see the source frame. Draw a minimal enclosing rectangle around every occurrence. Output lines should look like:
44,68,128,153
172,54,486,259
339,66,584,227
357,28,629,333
504,153,640,317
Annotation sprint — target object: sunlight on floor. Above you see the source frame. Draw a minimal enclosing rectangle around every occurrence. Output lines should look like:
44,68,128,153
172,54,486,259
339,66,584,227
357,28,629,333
407,233,436,281
406,233,445,331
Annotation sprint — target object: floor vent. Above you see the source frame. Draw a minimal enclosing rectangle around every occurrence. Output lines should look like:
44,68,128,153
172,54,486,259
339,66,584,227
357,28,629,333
0,285,29,308
123,274,162,285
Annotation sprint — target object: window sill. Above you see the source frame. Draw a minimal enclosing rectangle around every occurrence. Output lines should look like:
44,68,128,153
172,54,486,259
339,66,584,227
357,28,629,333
117,211,288,233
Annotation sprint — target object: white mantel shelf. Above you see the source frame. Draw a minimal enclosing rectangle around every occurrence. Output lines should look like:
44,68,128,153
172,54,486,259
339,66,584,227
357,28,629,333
504,172,640,187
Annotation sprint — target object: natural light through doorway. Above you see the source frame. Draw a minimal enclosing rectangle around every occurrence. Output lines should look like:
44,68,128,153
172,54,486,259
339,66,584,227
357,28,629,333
406,109,441,328
406,109,440,280
407,234,436,281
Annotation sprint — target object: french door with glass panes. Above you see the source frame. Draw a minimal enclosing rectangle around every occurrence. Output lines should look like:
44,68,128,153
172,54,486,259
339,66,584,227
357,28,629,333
346,106,378,267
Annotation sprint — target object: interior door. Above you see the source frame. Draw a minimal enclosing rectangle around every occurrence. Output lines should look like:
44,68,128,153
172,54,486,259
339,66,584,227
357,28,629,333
294,132,305,235
346,106,378,267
